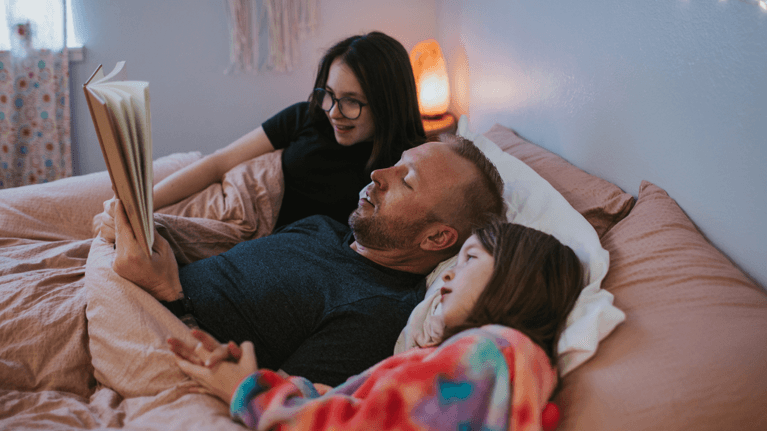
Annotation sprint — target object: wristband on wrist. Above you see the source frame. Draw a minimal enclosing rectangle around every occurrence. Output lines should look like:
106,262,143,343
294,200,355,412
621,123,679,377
160,295,194,317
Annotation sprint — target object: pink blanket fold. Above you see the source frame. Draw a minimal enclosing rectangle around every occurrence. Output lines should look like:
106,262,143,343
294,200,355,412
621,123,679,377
0,150,283,430
154,150,283,263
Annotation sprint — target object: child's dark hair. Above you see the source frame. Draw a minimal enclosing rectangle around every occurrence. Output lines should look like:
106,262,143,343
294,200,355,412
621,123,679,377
441,218,585,365
309,31,426,172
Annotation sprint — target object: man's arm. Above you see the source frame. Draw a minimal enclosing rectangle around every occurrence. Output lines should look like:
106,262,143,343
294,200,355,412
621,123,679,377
112,199,184,302
153,126,275,210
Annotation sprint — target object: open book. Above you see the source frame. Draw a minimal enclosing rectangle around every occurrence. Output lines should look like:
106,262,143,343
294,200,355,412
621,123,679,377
83,62,154,256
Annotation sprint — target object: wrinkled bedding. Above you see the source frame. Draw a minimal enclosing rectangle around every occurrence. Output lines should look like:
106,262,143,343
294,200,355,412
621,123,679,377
0,150,283,430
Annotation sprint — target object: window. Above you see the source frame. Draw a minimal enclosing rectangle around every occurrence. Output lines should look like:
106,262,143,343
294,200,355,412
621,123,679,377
1,0,81,58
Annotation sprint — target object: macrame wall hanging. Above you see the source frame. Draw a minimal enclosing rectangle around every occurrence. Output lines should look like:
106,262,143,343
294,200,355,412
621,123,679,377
225,0,318,74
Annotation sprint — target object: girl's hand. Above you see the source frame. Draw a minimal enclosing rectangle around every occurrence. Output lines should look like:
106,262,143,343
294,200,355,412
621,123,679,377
175,340,258,404
168,329,242,367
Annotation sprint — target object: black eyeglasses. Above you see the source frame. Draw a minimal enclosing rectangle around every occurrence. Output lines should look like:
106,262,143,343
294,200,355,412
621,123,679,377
313,88,368,120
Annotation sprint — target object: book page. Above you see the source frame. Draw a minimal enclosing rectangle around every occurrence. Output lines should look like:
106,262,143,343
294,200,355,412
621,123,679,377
104,83,153,249
109,87,147,230
83,62,154,256
97,87,137,182
105,81,153,213
87,85,152,254
106,81,154,248
91,61,127,85
137,84,152,238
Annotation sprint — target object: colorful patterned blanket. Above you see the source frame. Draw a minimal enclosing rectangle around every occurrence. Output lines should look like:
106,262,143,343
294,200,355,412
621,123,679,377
231,325,560,431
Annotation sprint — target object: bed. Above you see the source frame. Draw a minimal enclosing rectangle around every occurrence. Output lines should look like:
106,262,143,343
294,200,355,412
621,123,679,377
1,123,765,430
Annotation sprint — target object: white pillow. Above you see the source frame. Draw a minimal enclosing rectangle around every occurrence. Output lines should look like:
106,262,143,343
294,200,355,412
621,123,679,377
397,116,625,376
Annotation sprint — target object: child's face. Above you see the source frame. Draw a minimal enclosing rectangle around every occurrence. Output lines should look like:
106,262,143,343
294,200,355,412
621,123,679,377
323,58,375,146
439,234,494,328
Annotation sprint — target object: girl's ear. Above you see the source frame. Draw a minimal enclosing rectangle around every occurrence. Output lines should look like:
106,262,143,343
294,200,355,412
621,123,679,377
420,224,458,251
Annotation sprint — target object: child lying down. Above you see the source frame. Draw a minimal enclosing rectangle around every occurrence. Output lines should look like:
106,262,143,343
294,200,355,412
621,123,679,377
168,219,582,431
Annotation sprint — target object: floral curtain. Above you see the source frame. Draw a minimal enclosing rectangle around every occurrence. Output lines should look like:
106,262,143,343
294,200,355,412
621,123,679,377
0,0,71,189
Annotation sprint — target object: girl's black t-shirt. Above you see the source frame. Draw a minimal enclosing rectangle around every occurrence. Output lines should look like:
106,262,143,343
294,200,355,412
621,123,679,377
262,102,374,229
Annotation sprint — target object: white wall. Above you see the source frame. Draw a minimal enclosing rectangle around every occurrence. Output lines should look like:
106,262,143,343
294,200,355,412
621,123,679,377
435,0,767,288
70,0,436,175
69,0,766,288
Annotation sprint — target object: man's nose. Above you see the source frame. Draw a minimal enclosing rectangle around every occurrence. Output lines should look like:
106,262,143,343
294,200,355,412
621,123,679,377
370,165,404,191
370,168,387,190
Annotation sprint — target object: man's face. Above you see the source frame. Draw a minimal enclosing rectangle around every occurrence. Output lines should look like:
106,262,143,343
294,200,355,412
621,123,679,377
349,142,476,250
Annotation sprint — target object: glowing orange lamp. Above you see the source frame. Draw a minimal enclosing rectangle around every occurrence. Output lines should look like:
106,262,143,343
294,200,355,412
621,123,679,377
410,39,457,136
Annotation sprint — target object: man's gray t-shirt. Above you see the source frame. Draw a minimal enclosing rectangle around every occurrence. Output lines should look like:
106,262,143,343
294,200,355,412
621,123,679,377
178,215,425,386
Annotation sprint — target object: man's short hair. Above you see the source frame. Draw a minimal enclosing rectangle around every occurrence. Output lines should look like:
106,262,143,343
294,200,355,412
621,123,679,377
439,134,506,248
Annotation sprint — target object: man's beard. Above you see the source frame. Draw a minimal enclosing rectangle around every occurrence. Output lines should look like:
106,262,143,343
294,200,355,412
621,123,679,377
348,207,431,250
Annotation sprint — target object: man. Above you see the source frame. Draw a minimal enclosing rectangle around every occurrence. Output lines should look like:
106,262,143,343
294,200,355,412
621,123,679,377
111,135,505,386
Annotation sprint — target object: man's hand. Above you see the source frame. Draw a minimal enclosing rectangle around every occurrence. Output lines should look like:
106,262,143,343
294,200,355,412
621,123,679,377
93,196,117,241
112,199,182,302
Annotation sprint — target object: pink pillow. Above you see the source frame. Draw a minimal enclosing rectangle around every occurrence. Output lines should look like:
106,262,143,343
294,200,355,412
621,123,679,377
555,181,767,431
484,124,634,237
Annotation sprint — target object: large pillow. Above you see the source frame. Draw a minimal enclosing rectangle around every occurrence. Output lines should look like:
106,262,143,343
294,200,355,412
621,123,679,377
555,181,767,431
483,124,634,237
397,117,626,376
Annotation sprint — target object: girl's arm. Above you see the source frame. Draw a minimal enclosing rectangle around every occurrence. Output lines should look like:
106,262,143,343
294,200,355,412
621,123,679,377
226,329,560,431
153,126,275,210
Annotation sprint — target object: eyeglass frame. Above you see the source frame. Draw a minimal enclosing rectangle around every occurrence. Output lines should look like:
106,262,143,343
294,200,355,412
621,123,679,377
313,88,368,120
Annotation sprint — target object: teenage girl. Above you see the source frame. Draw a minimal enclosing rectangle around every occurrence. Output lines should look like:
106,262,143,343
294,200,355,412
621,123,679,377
153,32,426,229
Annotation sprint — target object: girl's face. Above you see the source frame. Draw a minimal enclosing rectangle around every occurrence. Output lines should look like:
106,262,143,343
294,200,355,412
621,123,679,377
439,234,495,328
323,58,376,146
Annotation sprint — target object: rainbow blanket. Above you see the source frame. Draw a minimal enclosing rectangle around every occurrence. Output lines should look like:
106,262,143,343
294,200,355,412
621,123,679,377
230,325,560,430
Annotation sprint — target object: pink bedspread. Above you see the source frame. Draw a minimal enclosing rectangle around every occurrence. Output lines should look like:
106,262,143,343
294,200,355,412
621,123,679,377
0,151,283,430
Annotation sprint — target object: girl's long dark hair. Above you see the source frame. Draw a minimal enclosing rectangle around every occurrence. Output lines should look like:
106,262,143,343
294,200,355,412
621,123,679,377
442,218,585,365
310,32,426,172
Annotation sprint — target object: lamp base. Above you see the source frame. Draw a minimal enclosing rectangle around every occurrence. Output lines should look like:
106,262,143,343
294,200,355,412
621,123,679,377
422,113,457,139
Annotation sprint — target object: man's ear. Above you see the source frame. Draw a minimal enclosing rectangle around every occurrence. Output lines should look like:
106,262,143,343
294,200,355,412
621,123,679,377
420,224,458,251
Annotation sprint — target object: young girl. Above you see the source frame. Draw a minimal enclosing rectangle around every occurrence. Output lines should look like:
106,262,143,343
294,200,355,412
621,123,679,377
169,218,584,430
153,32,426,229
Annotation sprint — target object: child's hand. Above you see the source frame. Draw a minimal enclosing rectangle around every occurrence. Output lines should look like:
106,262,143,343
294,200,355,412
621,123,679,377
168,329,242,367
175,340,258,404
